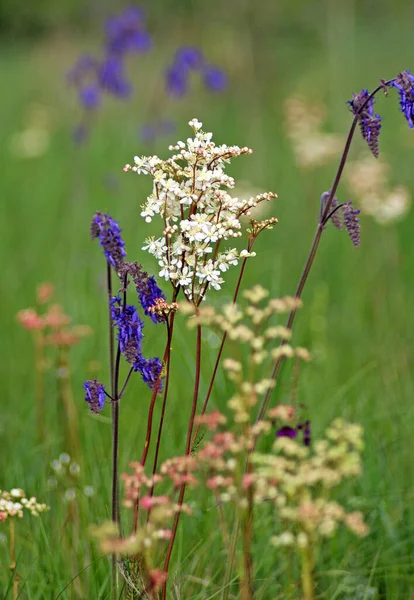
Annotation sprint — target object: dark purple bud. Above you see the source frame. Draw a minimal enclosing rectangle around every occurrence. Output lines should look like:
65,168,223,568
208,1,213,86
276,425,297,439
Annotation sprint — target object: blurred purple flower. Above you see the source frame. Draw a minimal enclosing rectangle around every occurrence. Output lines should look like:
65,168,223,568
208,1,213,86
104,6,151,55
78,85,101,110
99,55,132,98
67,54,99,85
174,46,204,70
203,65,228,92
277,421,311,446
165,65,188,96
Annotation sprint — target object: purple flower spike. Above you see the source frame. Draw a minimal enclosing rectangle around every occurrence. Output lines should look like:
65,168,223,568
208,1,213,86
110,297,144,365
84,380,106,414
343,202,361,247
90,212,127,271
390,71,414,128
347,89,381,158
124,262,166,323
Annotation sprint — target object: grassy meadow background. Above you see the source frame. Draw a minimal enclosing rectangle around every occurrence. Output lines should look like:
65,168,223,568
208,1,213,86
1,0,414,597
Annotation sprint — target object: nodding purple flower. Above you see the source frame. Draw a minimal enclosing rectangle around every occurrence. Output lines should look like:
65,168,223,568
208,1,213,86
277,421,311,446
78,85,101,110
91,212,127,271
202,66,228,92
123,262,166,323
135,356,163,390
84,380,106,414
343,202,361,247
99,55,132,98
347,89,382,158
390,71,414,128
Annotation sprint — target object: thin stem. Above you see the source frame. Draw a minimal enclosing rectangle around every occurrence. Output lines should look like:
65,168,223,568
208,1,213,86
191,243,254,447
147,314,176,519
300,544,314,600
132,340,172,534
34,331,46,445
162,321,202,600
221,518,241,600
254,115,359,425
240,478,254,600
9,518,18,600
107,263,119,599
119,367,134,399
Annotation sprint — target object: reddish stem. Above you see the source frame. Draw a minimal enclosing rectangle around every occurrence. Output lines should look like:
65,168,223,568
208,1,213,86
146,313,176,520
161,321,202,599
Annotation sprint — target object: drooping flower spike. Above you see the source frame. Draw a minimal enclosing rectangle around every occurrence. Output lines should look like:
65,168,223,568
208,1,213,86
389,71,414,128
347,89,382,158
84,380,106,414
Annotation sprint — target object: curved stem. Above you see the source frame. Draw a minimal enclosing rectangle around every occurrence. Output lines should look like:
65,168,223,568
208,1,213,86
162,321,202,599
254,115,359,425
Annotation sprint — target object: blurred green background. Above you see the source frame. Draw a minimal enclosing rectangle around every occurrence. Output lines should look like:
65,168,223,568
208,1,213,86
1,0,414,598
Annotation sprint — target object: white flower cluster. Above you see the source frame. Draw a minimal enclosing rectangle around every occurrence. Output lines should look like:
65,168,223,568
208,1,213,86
0,488,49,520
124,119,277,303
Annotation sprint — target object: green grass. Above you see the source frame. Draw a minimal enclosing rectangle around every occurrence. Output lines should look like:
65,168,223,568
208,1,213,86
1,3,414,598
